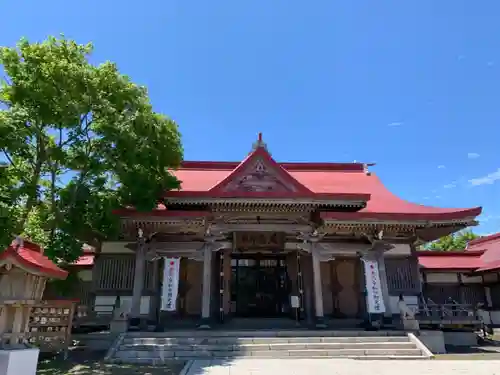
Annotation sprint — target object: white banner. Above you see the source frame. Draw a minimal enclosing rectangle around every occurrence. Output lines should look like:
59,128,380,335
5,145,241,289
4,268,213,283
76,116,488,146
362,258,386,314
161,257,180,311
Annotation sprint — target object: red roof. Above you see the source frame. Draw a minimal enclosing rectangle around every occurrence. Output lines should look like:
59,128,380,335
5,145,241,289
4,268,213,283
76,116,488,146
168,135,480,222
0,239,68,279
113,135,481,223
169,137,370,202
467,233,500,272
71,254,95,266
418,251,485,270
418,232,500,272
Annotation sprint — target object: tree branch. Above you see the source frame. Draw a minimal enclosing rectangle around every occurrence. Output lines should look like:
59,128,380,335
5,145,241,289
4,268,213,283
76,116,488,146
1,149,16,169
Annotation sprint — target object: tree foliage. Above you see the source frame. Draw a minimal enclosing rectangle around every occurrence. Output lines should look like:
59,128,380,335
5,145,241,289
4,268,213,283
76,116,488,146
0,36,183,262
426,230,479,251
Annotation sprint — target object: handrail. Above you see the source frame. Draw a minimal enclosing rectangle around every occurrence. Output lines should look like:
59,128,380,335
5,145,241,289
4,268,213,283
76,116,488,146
410,302,478,319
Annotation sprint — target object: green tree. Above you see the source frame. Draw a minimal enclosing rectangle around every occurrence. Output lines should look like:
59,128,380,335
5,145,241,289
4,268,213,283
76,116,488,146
0,36,183,262
427,230,479,251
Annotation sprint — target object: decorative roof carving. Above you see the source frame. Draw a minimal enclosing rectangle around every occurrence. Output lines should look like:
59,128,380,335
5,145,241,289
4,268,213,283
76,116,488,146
223,158,297,193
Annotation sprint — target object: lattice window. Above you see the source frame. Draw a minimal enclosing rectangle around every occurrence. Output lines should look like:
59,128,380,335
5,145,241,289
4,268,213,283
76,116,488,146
423,284,460,304
489,284,500,308
386,257,418,294
93,255,156,291
459,284,485,305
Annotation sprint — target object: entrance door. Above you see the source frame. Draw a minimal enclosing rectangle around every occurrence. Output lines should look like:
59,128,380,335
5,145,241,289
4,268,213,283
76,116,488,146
331,258,361,318
231,256,289,317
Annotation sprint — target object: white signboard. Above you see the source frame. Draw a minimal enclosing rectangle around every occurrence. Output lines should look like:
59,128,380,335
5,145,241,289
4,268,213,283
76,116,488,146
161,257,180,311
290,295,300,309
361,258,386,314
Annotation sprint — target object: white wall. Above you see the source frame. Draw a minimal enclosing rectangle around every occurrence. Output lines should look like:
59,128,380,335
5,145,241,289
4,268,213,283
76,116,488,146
425,272,459,283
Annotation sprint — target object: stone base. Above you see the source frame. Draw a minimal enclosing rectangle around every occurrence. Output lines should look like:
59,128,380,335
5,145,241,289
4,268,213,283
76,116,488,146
382,316,393,325
0,348,39,375
315,317,327,328
110,319,128,333
198,318,211,329
127,317,144,331
402,318,420,332
443,331,478,347
418,330,446,354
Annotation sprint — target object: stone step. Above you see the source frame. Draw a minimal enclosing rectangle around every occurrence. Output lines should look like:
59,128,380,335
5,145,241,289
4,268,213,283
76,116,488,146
124,330,405,338
114,348,424,360
122,336,410,345
109,332,431,364
119,341,416,351
111,355,428,365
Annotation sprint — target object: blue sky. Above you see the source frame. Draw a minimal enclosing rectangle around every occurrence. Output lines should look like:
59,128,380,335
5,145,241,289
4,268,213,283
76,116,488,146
1,1,499,234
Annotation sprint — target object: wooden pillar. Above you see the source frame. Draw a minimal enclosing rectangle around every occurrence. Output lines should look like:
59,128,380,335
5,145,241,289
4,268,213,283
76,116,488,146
130,237,146,320
311,245,326,327
199,244,212,328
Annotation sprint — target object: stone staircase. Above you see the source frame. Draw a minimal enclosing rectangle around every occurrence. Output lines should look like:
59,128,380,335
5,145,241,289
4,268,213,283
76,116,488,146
106,330,433,363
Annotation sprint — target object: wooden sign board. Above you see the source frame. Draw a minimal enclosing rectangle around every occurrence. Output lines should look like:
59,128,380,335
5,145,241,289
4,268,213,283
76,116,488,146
234,232,285,250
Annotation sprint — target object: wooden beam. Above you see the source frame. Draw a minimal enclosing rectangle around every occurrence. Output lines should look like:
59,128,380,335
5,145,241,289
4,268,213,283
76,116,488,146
151,241,232,252
211,223,312,233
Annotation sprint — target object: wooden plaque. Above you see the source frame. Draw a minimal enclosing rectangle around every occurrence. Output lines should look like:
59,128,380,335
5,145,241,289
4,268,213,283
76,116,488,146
234,232,284,250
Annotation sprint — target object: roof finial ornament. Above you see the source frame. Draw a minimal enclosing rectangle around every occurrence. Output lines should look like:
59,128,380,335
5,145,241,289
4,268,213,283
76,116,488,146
251,132,268,152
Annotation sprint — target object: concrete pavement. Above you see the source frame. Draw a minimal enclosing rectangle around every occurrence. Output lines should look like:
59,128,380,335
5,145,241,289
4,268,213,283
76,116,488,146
183,358,500,375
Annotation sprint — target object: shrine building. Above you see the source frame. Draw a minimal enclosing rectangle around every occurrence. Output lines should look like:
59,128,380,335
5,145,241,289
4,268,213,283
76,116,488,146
88,134,483,328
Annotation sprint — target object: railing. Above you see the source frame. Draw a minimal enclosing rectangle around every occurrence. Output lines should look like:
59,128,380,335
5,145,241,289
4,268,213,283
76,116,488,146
408,298,482,329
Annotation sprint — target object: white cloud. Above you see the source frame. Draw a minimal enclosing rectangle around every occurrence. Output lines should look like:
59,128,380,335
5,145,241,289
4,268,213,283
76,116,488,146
443,183,457,189
469,168,500,186
388,122,402,127
437,165,446,169
468,152,480,159
435,195,442,199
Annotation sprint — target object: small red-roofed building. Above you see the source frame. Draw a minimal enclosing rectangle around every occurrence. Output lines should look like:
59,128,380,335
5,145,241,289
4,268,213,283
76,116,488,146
0,238,68,280
416,232,500,326
84,134,485,328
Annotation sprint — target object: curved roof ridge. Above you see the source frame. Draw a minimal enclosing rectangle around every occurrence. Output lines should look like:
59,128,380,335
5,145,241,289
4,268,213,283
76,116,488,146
468,232,500,247
363,173,481,215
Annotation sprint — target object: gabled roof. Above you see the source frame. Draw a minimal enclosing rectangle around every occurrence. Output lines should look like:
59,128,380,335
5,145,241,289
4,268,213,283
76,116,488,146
417,250,485,270
0,239,68,279
113,134,480,225
168,135,480,223
468,233,500,272
167,134,370,203
418,232,500,273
